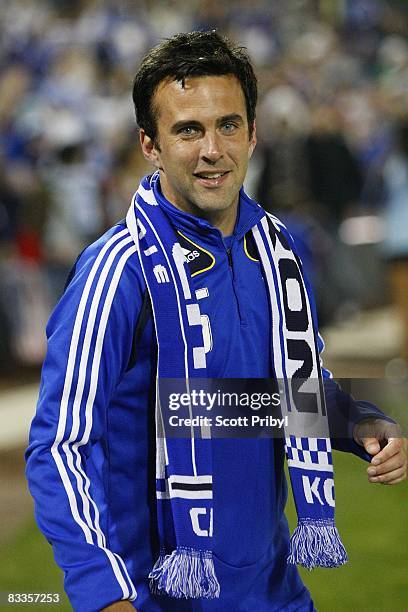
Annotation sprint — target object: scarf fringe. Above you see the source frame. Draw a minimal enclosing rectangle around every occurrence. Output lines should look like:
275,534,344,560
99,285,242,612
287,519,348,569
149,550,167,595
149,547,220,599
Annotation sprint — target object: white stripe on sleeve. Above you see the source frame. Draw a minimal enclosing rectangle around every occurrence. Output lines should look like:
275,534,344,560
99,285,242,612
51,228,137,599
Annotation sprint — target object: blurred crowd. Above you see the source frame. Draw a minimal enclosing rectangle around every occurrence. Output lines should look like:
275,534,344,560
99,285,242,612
0,0,407,370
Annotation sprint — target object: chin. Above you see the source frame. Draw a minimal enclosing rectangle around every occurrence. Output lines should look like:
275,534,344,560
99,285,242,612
193,192,235,211
195,200,232,213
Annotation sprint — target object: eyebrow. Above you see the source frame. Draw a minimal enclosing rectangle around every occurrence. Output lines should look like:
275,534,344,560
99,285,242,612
218,114,244,126
171,114,245,133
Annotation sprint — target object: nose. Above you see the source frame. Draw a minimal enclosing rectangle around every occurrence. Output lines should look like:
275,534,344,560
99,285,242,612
200,131,223,164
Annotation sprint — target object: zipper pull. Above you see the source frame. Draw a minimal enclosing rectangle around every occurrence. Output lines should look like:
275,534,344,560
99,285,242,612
227,248,233,268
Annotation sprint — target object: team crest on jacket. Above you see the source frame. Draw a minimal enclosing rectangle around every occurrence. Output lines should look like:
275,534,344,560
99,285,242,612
176,231,215,277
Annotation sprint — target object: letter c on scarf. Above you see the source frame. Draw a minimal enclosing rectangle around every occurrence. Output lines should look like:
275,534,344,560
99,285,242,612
189,508,214,537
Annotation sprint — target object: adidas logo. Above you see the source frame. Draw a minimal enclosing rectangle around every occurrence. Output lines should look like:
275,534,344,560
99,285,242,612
177,231,215,276
181,247,200,262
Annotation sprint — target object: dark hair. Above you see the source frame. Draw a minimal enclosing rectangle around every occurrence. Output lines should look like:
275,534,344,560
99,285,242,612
132,31,257,142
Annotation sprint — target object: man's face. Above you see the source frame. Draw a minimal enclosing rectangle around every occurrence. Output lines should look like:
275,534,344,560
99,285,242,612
140,74,256,220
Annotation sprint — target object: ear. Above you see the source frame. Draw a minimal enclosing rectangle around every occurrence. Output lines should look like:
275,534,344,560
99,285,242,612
140,129,161,169
248,120,257,159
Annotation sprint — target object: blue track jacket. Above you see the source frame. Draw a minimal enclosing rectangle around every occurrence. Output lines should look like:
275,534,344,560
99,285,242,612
26,183,387,611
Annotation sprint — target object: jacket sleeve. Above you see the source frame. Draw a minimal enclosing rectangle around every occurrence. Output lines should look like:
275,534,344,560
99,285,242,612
25,229,142,611
317,334,396,460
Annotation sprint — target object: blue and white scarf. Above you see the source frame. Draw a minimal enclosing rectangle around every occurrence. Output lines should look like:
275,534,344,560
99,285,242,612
126,174,347,599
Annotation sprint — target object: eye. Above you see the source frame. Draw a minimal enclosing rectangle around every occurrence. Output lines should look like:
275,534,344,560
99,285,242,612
221,122,238,133
178,126,199,137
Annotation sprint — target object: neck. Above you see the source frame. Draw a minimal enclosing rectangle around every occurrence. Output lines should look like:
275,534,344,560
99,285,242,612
196,203,238,237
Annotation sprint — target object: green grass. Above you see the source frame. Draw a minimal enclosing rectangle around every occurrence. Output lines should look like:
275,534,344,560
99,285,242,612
1,451,407,611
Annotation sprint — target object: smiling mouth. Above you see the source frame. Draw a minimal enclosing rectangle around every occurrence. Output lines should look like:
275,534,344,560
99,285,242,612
193,171,230,181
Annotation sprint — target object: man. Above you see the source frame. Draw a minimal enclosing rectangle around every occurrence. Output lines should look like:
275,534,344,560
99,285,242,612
26,32,407,612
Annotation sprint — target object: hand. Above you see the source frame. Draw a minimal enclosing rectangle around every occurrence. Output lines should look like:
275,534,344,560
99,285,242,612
101,601,136,611
353,418,407,485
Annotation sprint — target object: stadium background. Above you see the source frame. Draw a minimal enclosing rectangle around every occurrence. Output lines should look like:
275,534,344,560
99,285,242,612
0,0,407,610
